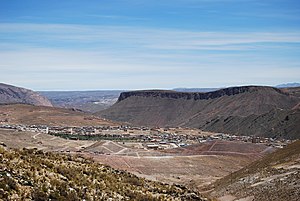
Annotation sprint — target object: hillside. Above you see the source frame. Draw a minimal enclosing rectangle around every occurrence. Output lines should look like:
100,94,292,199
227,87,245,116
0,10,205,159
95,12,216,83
208,140,300,201
0,104,118,127
161,140,273,157
281,86,300,98
0,128,269,192
0,83,52,107
98,86,299,139
0,146,206,200
200,107,300,139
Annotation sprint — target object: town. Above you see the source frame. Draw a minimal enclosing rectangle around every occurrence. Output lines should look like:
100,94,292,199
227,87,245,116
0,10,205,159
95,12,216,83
0,124,290,150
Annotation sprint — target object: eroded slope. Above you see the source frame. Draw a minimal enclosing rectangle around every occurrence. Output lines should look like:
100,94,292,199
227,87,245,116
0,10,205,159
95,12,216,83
0,146,206,200
208,140,300,201
98,86,299,139
0,83,52,107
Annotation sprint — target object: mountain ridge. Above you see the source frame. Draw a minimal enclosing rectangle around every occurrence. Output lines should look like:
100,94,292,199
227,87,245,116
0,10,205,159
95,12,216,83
0,83,52,107
0,104,118,127
276,82,300,88
117,86,288,102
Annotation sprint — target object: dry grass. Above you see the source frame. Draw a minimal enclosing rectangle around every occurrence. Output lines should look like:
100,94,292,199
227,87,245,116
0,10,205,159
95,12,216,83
0,146,207,201
0,104,118,127
209,141,300,201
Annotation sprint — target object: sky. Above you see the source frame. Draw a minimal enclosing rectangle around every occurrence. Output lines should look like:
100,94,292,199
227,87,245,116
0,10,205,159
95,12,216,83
0,0,300,90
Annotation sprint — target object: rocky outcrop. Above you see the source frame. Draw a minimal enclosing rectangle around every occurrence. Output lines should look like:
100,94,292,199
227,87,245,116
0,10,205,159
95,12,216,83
0,83,52,107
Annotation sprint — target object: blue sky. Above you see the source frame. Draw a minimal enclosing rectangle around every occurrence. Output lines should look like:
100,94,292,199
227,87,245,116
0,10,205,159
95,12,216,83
1,0,300,90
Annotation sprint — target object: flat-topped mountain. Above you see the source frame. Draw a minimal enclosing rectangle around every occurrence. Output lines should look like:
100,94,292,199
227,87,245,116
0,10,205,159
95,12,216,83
117,86,291,103
0,83,52,107
98,86,300,139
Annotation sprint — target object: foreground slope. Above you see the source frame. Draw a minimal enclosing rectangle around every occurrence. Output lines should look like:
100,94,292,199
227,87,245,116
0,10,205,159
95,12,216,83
0,146,206,200
208,140,300,201
0,129,271,192
0,104,118,126
0,83,52,107
98,86,299,139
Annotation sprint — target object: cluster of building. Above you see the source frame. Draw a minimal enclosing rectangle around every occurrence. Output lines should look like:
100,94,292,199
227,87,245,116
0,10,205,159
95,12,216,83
0,124,291,148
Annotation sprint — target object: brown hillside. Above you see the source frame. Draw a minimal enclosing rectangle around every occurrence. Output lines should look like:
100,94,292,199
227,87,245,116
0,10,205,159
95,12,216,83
161,140,272,157
0,83,52,107
0,146,206,200
200,107,300,139
0,104,118,126
98,86,299,138
208,140,300,201
281,86,300,97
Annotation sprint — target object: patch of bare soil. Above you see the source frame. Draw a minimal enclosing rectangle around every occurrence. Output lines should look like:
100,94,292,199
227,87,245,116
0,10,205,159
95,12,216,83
0,104,118,126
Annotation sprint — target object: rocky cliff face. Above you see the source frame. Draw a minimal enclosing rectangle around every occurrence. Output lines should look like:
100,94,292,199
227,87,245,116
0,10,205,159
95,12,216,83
99,86,300,139
117,86,287,102
0,83,53,107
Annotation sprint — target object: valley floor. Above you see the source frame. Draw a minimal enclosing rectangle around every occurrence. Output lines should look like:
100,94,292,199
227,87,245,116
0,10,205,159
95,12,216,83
0,128,271,192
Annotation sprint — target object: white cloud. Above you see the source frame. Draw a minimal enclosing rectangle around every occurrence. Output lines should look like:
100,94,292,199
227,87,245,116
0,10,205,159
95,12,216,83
1,23,300,51
1,23,300,90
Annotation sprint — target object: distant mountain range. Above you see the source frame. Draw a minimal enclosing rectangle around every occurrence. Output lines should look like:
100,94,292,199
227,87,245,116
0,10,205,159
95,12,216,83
275,82,300,88
39,90,123,112
173,82,300,93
